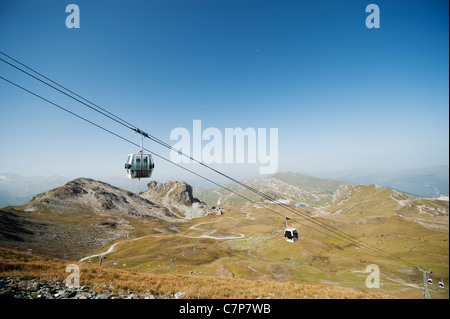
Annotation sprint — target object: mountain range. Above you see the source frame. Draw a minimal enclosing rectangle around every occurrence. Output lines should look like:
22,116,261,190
194,172,349,207
2,167,447,208
337,166,449,197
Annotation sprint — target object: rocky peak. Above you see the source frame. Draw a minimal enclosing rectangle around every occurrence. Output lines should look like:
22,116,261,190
26,177,181,223
144,181,200,206
141,181,216,219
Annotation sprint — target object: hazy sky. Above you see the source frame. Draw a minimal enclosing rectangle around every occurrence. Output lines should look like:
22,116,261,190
0,0,448,187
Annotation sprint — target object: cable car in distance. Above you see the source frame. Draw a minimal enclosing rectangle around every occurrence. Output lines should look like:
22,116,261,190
284,217,299,243
427,278,433,285
439,280,444,288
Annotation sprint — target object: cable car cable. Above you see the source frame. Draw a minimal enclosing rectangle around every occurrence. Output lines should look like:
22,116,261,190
0,51,139,132
0,57,136,132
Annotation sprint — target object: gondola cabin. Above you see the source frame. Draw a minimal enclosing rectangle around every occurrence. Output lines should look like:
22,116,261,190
284,227,299,243
124,152,154,180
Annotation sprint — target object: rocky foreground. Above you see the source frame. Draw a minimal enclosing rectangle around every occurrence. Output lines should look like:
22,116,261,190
0,277,185,299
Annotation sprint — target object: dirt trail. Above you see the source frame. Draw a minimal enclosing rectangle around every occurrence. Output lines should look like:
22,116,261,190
79,210,255,262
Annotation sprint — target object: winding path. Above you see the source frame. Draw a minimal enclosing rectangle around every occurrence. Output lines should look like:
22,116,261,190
78,209,255,262
78,241,122,262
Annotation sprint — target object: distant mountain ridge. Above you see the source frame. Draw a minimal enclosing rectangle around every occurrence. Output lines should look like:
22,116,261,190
1,167,447,208
194,172,349,206
194,169,450,207
271,172,350,194
319,184,449,230
340,166,449,197
0,173,70,207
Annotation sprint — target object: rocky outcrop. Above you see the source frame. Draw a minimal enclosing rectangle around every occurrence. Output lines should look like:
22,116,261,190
141,181,219,219
144,181,199,206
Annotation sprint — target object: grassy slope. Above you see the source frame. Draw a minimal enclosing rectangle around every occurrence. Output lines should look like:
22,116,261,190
80,204,448,299
0,247,384,299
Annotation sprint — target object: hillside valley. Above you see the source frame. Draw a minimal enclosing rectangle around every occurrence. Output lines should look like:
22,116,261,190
0,175,448,299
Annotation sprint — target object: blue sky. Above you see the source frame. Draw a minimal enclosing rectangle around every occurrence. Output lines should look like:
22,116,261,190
0,0,448,187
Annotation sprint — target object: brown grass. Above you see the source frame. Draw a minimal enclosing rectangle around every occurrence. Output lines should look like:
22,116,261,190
0,247,387,299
